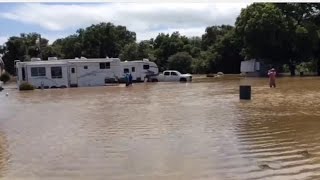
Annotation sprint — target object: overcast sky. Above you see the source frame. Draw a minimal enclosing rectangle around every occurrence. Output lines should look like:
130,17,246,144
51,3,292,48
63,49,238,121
0,3,250,45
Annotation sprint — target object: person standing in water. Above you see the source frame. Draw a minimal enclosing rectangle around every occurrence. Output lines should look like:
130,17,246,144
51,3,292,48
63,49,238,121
268,68,276,88
125,73,129,87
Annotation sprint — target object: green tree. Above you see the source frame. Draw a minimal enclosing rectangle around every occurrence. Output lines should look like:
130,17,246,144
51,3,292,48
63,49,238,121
153,32,189,71
236,3,320,76
202,25,233,50
212,29,243,73
80,22,136,58
185,37,202,58
52,35,82,59
235,3,289,63
50,22,136,59
191,51,214,74
42,45,62,60
119,41,155,61
168,52,193,74
275,3,320,75
137,40,155,61
119,43,139,60
2,33,48,74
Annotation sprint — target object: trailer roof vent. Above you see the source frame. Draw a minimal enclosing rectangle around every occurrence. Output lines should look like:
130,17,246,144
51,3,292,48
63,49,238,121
31,57,41,61
48,57,58,61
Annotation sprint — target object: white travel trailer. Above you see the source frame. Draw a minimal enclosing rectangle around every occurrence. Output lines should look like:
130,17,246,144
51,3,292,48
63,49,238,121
67,58,121,87
15,57,122,89
16,60,69,89
240,59,260,73
120,59,159,82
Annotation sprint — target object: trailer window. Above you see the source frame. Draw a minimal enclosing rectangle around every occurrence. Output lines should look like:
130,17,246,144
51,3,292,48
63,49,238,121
100,63,105,69
84,66,88,69
31,67,46,77
106,62,110,69
124,68,129,73
143,65,150,70
100,62,110,69
22,67,26,80
132,67,135,72
51,67,62,79
71,68,75,73
164,72,170,76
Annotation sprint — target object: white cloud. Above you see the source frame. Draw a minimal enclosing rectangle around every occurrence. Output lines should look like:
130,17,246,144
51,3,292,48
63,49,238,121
0,36,8,45
0,3,250,42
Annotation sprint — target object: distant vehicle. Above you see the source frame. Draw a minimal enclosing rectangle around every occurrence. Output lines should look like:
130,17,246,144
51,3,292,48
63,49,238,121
154,70,192,82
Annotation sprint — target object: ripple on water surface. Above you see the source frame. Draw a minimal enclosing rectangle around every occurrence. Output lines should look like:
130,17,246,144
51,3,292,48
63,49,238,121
0,77,320,179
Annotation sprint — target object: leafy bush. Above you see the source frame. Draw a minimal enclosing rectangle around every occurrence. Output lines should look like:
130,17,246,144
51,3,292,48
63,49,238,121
0,72,10,83
297,61,316,73
19,82,35,91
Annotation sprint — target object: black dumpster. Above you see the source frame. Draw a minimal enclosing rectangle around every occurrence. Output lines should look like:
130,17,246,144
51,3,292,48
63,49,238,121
240,85,251,100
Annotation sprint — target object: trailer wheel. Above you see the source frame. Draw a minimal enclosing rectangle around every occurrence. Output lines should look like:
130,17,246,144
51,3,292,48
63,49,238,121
151,79,158,82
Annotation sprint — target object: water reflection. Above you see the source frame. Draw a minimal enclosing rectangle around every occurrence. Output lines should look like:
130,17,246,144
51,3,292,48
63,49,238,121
0,77,320,179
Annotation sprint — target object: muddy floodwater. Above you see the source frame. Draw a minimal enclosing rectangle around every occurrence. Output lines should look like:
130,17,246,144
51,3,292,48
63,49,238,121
1,76,320,179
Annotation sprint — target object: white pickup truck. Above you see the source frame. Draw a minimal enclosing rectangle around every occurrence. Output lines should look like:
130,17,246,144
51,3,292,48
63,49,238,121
151,70,192,82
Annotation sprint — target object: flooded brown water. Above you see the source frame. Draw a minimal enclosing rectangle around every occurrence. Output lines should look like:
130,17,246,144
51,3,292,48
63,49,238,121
0,76,320,180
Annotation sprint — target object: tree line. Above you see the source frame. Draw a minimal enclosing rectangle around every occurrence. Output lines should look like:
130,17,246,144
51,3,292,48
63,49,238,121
1,3,320,76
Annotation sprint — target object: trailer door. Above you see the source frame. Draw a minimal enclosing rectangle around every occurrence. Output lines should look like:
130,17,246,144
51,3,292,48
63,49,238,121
131,66,138,81
69,65,78,87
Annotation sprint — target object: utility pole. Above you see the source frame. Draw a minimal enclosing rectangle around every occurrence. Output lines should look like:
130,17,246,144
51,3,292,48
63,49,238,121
39,34,42,59
36,34,42,59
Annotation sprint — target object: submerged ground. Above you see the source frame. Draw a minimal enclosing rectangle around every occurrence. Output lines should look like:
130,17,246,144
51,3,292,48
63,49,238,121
0,76,320,179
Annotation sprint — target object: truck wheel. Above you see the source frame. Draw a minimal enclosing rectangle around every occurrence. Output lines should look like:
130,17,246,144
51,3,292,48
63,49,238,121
180,78,187,82
152,79,158,82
